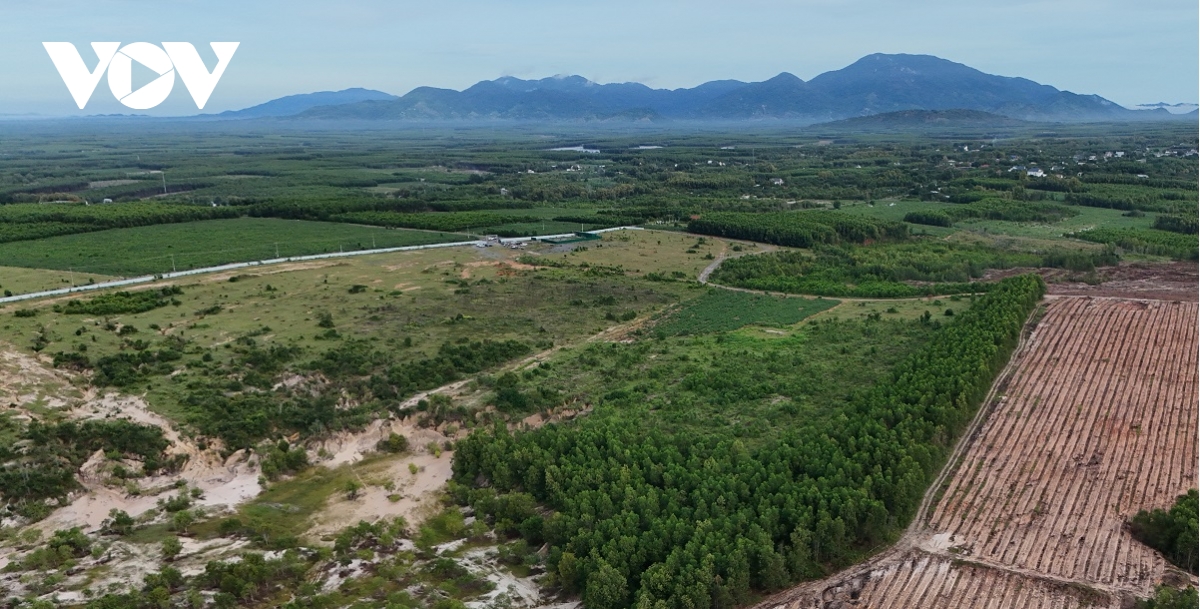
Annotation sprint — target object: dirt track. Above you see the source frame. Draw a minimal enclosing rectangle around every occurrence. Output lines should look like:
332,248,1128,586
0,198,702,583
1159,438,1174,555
754,297,1199,609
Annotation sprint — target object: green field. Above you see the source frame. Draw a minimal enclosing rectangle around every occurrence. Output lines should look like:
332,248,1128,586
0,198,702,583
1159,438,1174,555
489,302,936,444
655,289,839,335
0,218,464,277
840,198,1164,243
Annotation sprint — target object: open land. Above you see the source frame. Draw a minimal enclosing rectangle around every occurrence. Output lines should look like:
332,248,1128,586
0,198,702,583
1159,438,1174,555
0,122,1194,609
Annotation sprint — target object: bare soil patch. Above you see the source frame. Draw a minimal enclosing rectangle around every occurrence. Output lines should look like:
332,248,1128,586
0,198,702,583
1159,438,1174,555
982,261,1199,301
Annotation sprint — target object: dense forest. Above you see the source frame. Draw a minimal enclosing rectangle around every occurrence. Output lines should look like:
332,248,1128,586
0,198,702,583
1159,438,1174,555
451,275,1045,609
687,211,908,247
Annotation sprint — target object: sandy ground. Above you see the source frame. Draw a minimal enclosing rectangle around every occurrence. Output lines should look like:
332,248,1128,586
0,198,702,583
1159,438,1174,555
0,347,77,413
313,416,458,469
307,450,455,539
0,343,262,536
33,391,263,534
461,546,544,609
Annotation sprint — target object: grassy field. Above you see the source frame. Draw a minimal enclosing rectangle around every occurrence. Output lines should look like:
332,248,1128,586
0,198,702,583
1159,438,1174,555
0,218,466,277
839,198,1162,243
0,232,712,424
955,205,1159,239
0,266,115,297
550,229,766,277
814,294,975,321
655,289,839,335
488,312,936,446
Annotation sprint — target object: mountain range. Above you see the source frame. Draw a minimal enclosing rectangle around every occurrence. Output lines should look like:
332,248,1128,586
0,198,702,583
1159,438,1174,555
215,54,1196,124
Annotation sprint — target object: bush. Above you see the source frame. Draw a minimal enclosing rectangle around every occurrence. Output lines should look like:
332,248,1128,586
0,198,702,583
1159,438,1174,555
61,287,183,316
260,441,310,480
904,210,953,227
377,433,409,454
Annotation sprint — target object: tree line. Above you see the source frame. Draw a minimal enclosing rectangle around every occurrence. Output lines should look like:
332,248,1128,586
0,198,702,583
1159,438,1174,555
688,211,908,248
708,241,1112,298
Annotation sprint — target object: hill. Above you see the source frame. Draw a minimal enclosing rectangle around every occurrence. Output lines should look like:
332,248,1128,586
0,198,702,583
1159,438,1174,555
216,88,397,119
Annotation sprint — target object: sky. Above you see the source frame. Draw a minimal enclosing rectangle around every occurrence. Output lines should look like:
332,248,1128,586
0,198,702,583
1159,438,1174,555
1,0,1196,116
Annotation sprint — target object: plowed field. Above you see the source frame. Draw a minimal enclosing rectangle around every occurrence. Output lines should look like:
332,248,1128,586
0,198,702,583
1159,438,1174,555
756,297,1198,609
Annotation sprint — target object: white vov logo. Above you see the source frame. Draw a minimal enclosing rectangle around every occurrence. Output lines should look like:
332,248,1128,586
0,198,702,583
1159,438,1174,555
43,42,239,110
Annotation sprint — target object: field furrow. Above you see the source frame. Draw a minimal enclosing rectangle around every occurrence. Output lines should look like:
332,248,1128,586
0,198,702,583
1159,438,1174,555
760,296,1196,609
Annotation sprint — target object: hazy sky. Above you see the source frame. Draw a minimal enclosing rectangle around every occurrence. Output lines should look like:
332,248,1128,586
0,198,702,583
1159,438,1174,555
2,0,1196,116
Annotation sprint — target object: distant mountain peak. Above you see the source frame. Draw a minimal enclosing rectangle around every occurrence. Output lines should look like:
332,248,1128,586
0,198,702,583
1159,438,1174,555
765,72,804,84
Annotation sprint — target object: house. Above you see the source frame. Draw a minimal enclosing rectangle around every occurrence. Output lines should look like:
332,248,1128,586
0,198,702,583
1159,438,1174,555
1026,168,1045,178
770,178,784,186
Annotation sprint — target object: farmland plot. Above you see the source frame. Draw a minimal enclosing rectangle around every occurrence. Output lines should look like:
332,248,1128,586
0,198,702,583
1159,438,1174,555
757,297,1198,609
929,298,1197,589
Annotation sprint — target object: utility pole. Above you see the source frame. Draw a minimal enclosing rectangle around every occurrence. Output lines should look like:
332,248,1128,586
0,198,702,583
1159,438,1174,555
275,242,279,258
170,254,176,273
162,172,167,195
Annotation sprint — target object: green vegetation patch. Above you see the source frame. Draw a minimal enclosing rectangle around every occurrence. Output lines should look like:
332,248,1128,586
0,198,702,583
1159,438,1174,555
59,286,182,315
905,200,1076,227
710,240,1115,297
474,311,936,442
1138,586,1199,609
330,210,541,232
452,275,1046,609
1153,214,1199,235
1070,227,1198,260
688,210,908,248
0,420,175,520
655,290,838,335
0,218,463,276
